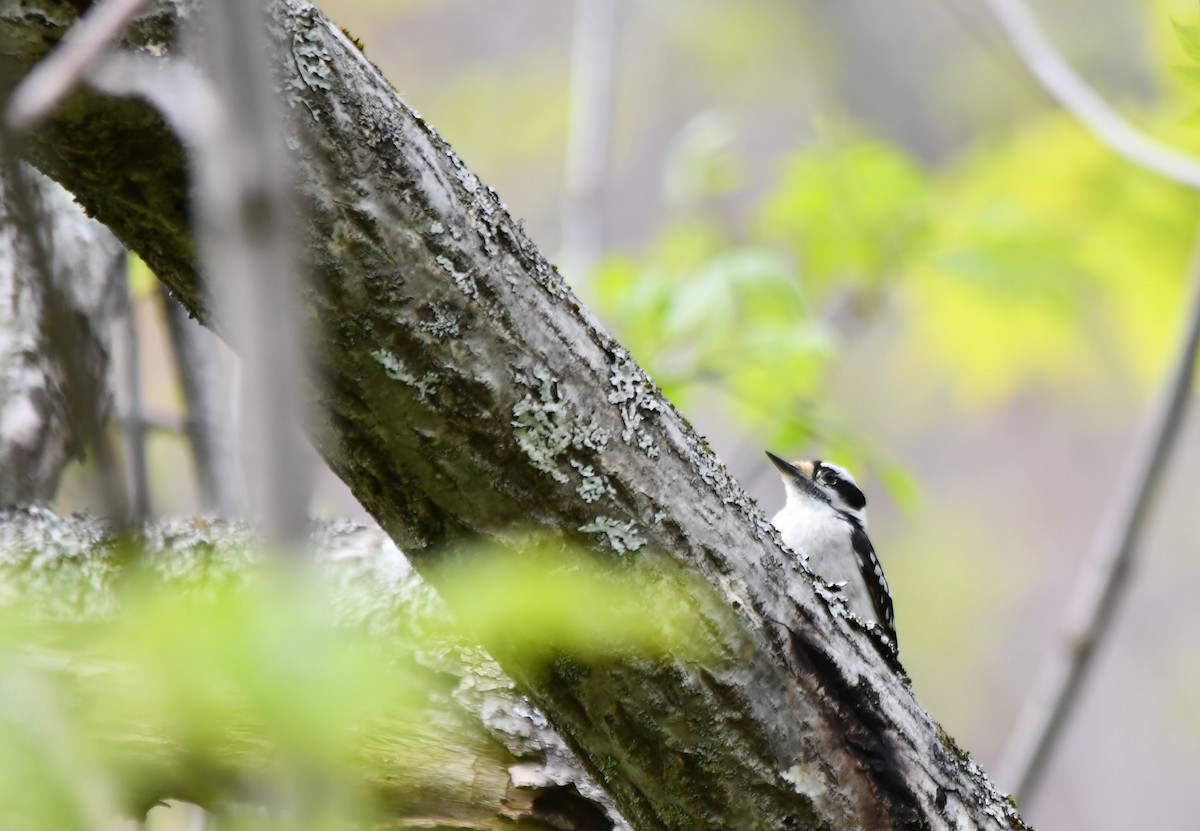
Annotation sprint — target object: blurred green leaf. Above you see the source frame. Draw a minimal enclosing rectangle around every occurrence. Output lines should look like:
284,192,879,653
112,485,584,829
588,129,936,498
0,662,115,831
901,115,1199,406
589,227,833,442
0,535,706,829
663,112,742,210
758,133,932,296
1171,64,1200,93
431,541,709,664
1172,18,1200,65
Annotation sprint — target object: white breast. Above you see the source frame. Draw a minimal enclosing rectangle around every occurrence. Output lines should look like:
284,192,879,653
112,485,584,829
771,499,880,626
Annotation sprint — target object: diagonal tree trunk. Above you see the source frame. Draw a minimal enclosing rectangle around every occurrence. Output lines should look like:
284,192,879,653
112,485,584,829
0,2,1027,828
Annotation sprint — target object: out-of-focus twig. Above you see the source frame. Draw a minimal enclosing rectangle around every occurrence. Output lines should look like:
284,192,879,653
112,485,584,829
560,0,621,283
160,287,242,517
90,12,310,541
983,0,1200,189
119,276,151,520
4,0,149,132
997,224,1200,805
115,411,184,436
190,0,310,543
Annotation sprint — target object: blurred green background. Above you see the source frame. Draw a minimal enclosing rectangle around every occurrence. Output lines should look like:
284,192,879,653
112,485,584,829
67,0,1200,828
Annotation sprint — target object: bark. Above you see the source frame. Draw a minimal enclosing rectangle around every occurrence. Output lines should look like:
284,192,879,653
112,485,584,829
0,2,1029,829
0,507,628,831
0,164,125,507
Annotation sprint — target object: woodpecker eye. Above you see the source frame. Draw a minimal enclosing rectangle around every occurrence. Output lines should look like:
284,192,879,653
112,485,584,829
818,468,838,486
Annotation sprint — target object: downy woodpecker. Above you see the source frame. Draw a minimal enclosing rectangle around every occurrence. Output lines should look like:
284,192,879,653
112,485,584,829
766,451,897,650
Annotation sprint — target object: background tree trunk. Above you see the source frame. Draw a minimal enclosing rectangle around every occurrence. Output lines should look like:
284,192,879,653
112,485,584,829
0,164,125,508
0,1,1028,828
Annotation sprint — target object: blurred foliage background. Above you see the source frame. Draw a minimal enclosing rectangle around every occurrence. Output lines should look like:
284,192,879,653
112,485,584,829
43,0,1200,828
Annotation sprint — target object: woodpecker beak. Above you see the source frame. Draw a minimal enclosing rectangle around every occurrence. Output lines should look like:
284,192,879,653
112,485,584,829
765,452,813,480
767,452,826,504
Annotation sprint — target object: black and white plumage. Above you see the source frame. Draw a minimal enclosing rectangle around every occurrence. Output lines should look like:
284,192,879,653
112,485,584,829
766,451,897,650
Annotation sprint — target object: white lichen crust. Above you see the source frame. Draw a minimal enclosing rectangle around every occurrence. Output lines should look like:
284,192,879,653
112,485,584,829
578,516,646,554
372,348,440,400
607,348,661,456
511,367,611,491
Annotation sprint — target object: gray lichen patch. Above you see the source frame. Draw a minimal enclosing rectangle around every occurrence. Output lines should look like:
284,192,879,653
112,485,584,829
455,164,480,194
511,369,573,484
578,516,646,554
291,21,334,92
138,517,260,587
511,368,611,485
781,761,830,800
372,348,440,400
0,510,261,619
277,0,335,117
810,578,857,629
418,302,461,338
436,255,477,298
477,222,499,257
607,349,660,457
691,439,737,502
570,461,615,504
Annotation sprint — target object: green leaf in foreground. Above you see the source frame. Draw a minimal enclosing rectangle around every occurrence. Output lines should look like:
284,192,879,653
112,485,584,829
0,528,708,827
430,541,712,665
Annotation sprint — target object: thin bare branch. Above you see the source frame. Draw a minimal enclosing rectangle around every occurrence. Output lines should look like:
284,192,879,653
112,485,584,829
87,21,308,536
559,0,620,283
983,0,1200,189
997,223,1200,804
190,0,310,543
160,288,242,516
118,290,151,520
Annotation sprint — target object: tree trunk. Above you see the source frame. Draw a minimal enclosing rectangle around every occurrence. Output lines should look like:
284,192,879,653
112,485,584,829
0,2,1027,828
0,164,125,507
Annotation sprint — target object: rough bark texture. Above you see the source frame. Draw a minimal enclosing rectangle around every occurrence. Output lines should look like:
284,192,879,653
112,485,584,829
0,507,628,831
0,2,1028,829
0,164,124,507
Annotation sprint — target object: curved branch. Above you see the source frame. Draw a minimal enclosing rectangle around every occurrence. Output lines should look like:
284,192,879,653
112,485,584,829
997,223,1200,803
984,0,1200,188
984,0,1200,804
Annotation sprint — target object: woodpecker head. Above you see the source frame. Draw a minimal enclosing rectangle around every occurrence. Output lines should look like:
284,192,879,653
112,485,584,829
766,451,868,528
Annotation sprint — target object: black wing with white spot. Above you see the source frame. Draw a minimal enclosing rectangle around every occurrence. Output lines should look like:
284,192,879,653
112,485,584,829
849,523,897,648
